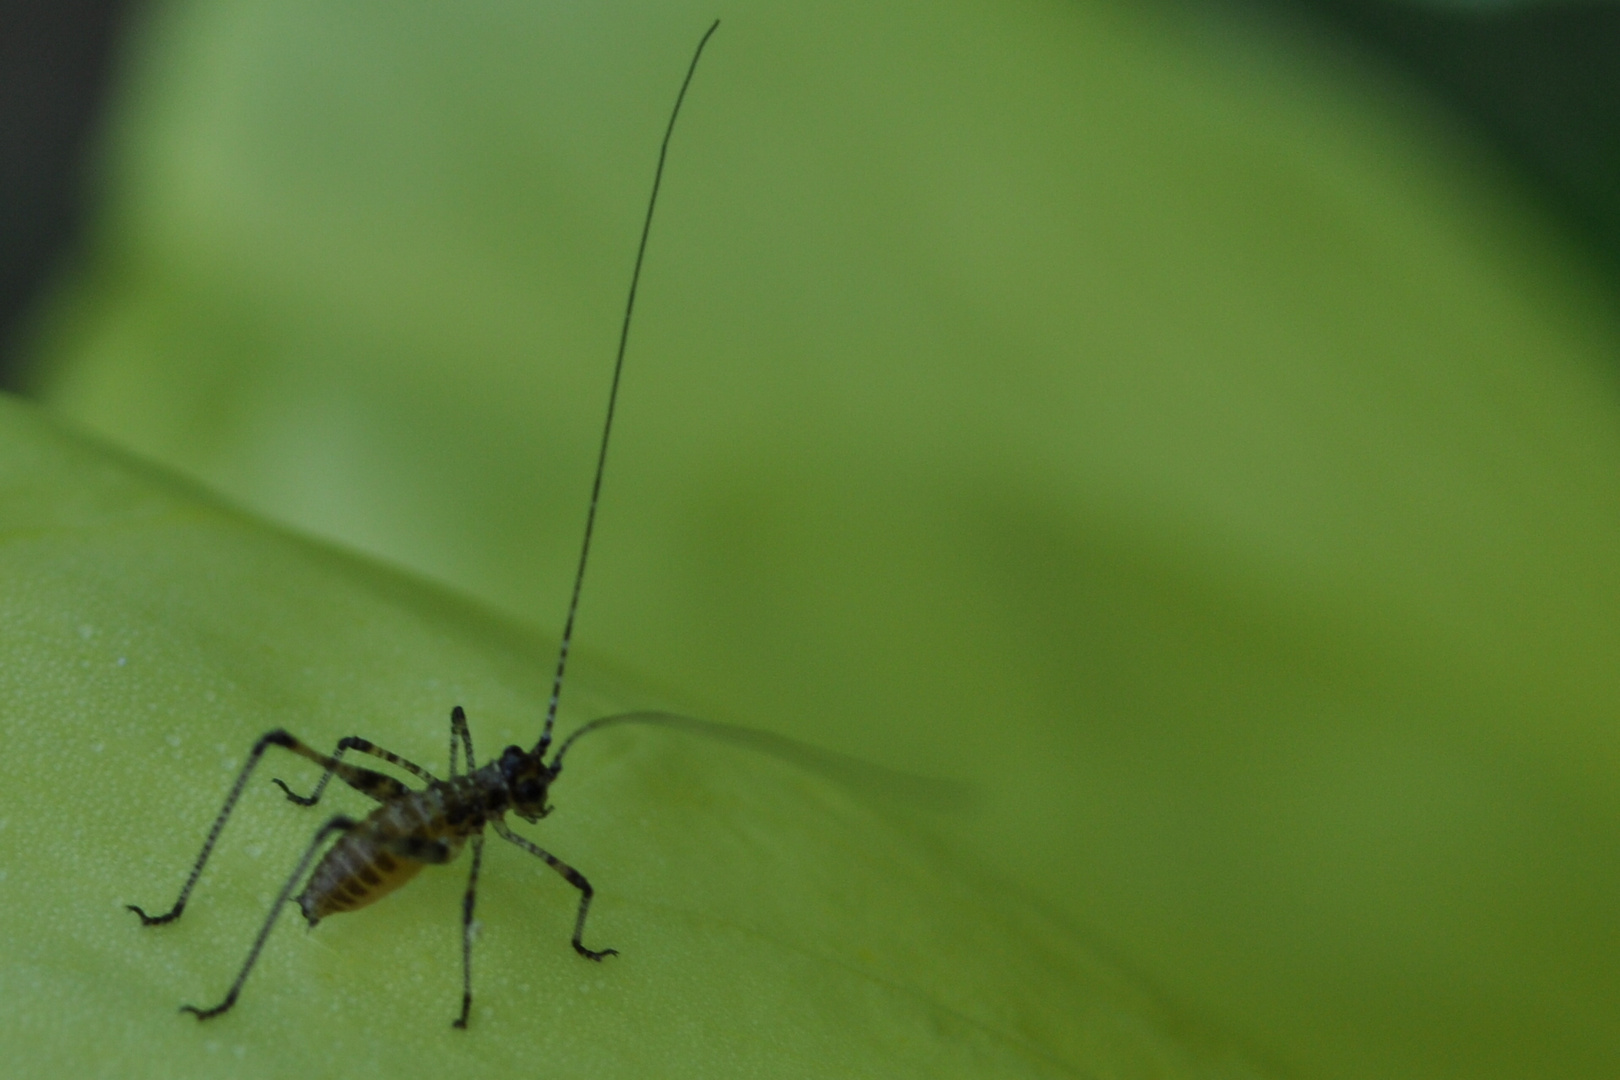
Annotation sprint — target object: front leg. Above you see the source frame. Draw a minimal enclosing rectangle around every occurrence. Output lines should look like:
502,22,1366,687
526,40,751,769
491,820,617,961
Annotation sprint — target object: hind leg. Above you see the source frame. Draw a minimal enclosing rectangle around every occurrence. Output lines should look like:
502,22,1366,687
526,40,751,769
180,814,358,1020
127,730,355,926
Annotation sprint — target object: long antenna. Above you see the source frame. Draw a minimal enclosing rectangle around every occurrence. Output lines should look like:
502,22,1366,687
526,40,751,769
536,19,721,760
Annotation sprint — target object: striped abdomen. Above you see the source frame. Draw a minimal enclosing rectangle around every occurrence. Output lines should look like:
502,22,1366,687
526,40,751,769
296,783,476,925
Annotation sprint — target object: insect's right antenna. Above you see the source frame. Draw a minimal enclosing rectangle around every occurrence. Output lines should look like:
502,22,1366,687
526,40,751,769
535,19,721,762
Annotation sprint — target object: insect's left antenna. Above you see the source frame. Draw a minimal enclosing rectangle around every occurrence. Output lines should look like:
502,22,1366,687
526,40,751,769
537,19,721,761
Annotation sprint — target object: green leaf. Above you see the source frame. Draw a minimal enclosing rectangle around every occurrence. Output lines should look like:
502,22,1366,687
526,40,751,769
0,393,1261,1077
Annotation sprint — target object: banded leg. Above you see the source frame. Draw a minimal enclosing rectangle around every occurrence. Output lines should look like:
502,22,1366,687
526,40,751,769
128,729,316,926
273,735,436,807
448,705,476,778
492,820,617,961
452,830,485,1029
182,814,358,1020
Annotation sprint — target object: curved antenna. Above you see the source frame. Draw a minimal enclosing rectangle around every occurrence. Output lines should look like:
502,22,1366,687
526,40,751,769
549,711,979,814
536,19,722,758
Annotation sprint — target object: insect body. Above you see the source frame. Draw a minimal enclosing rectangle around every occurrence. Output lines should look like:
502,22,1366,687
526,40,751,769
126,20,721,1029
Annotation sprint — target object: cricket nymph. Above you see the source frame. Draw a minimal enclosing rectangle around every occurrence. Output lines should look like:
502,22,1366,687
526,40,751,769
128,707,618,1026
124,19,720,1029
295,746,548,924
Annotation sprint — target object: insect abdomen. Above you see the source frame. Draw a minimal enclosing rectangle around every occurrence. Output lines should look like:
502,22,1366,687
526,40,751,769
297,836,425,924
297,788,467,924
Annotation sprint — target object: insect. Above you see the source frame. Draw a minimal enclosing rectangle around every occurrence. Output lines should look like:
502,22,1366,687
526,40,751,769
126,19,722,1029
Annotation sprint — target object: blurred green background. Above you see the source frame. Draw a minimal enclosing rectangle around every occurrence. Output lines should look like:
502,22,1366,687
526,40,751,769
5,0,1620,1078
